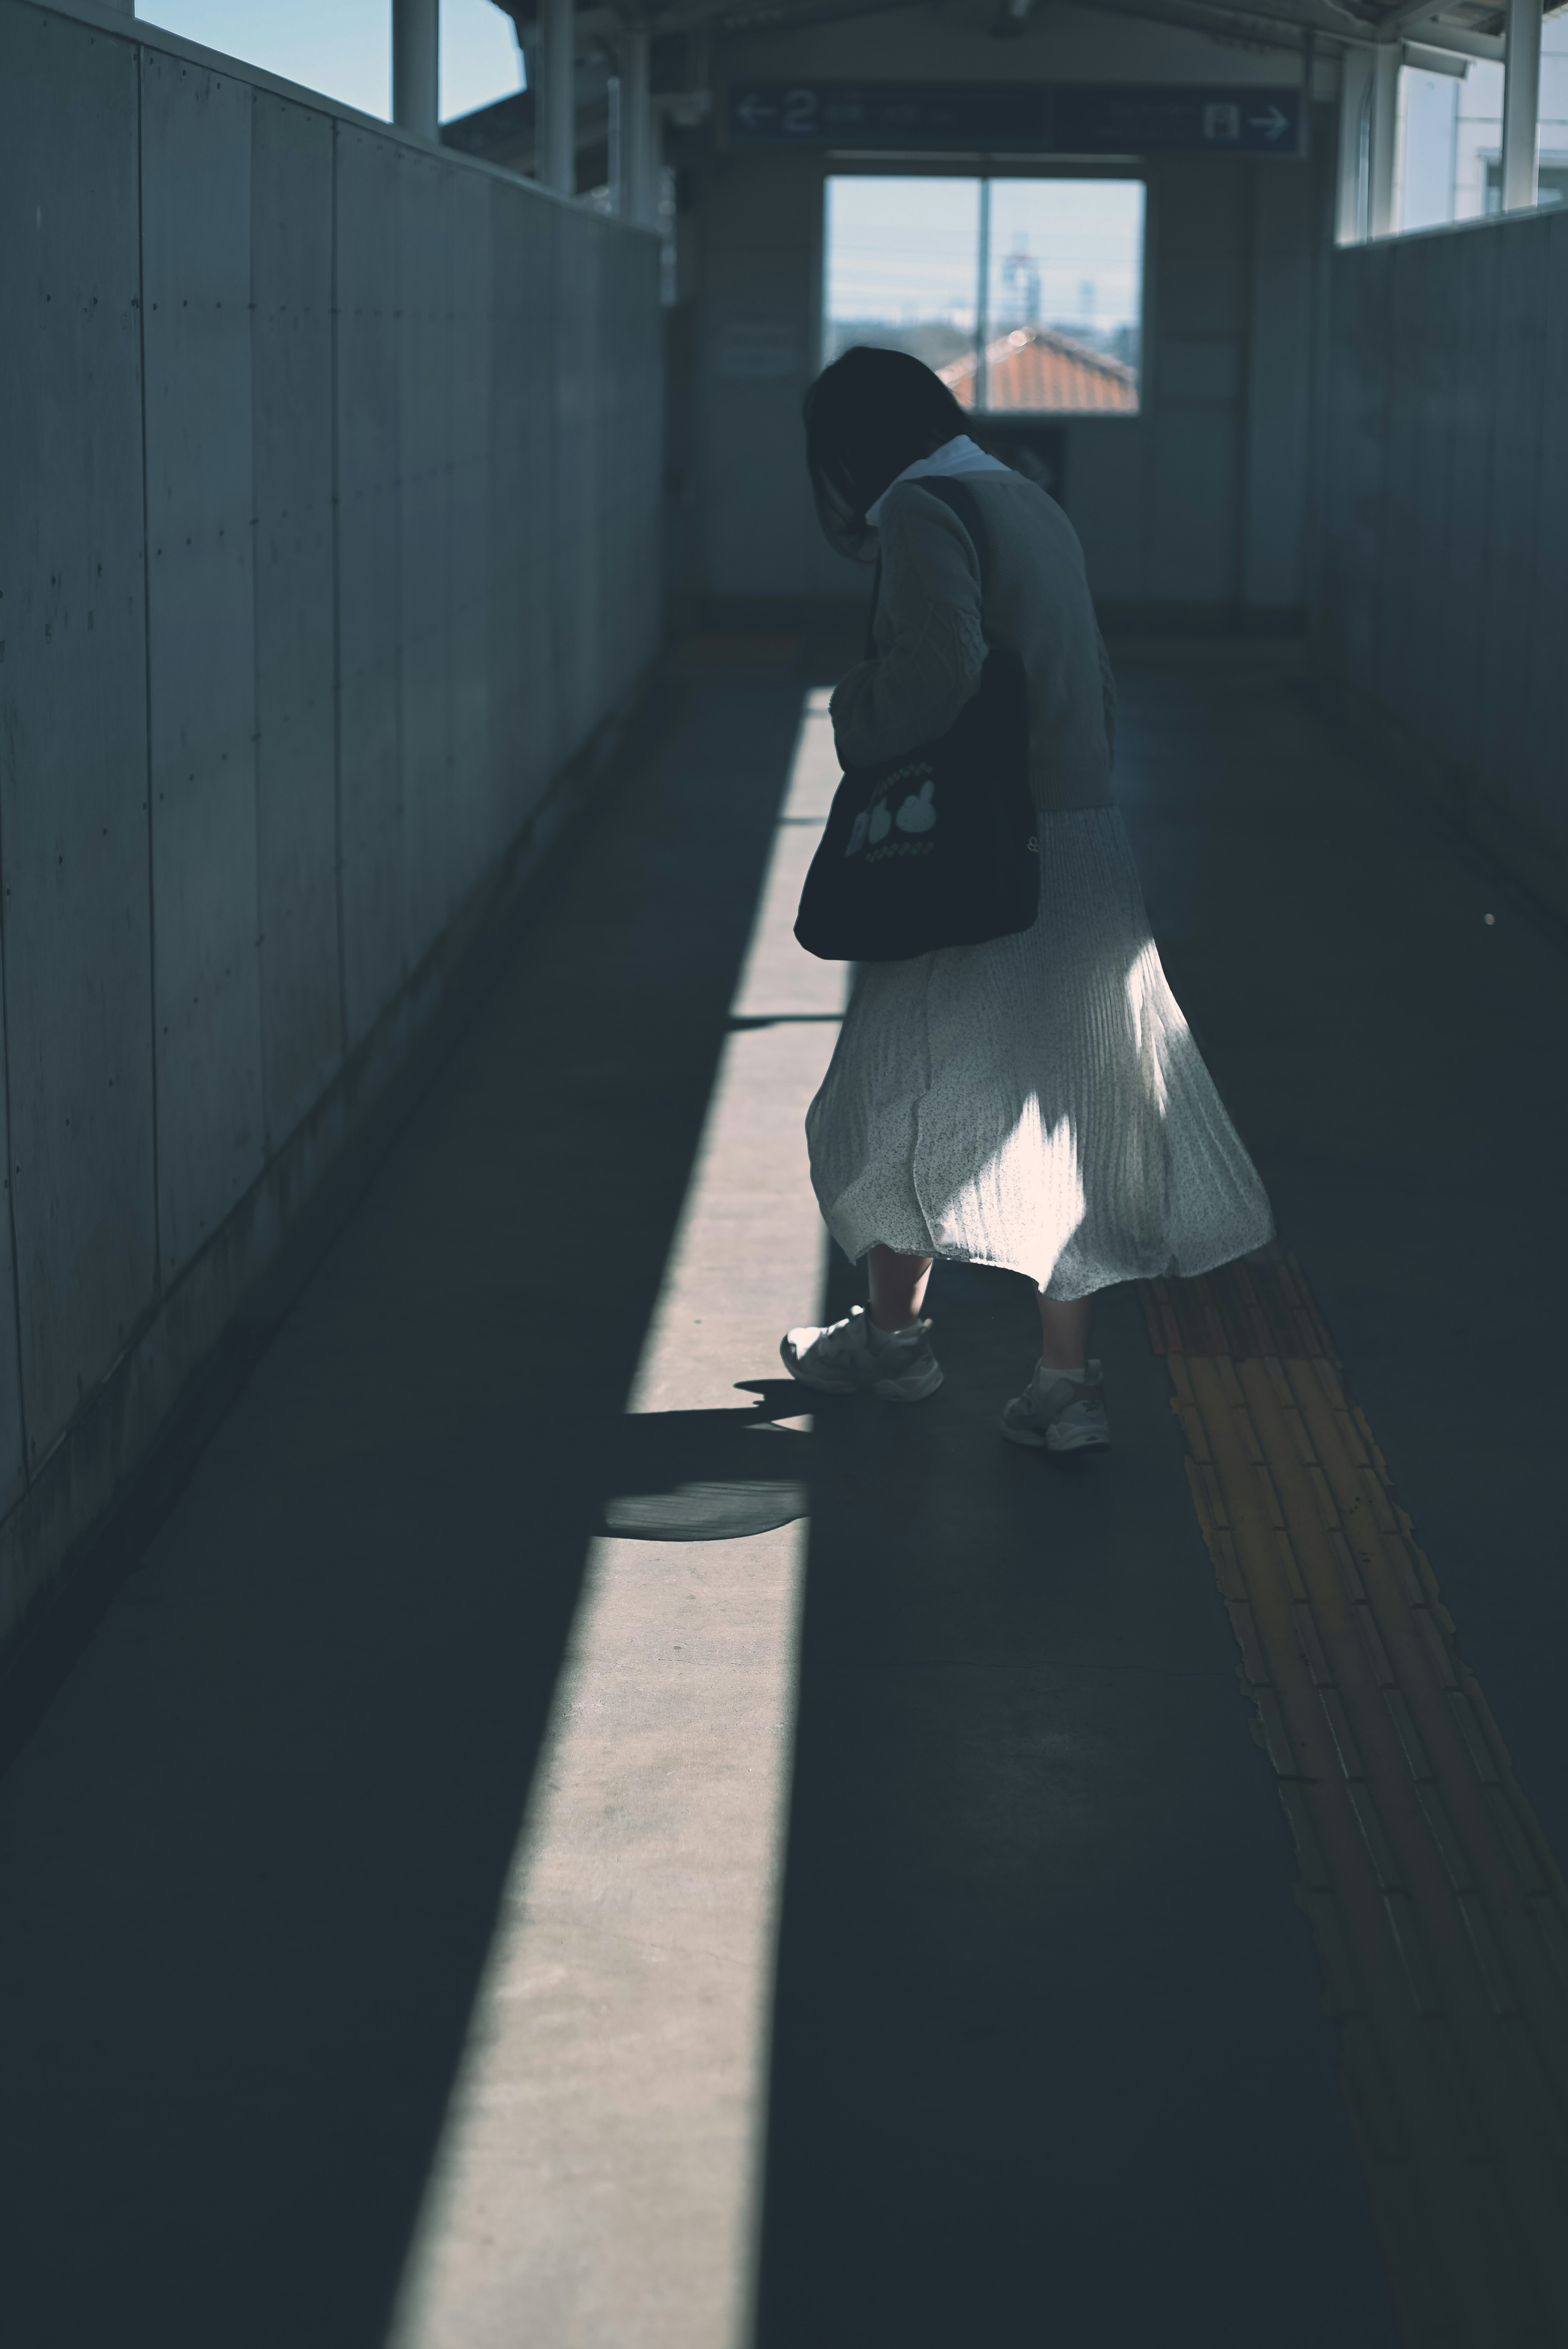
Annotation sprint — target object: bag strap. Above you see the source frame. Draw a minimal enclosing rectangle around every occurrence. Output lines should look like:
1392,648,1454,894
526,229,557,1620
864,471,993,662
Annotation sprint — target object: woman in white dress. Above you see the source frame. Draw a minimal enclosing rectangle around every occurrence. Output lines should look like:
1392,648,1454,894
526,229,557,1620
781,346,1273,1454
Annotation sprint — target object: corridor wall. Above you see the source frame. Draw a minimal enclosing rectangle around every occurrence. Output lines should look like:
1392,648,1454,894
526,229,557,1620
0,0,663,1647
1318,205,1568,916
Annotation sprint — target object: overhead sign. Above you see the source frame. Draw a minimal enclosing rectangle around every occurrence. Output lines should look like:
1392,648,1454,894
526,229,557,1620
1057,86,1301,152
726,82,1304,156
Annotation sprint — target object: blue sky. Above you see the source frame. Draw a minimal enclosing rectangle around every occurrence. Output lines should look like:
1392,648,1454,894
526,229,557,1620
138,0,523,123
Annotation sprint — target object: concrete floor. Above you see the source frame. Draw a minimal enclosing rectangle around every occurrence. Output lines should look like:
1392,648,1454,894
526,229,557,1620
0,646,1564,2345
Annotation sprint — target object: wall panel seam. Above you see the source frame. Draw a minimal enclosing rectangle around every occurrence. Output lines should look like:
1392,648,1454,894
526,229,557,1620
1503,226,1547,793
248,85,267,1152
331,118,348,1049
135,37,162,1312
1234,160,1258,615
1370,245,1395,707
0,528,26,1494
396,152,407,989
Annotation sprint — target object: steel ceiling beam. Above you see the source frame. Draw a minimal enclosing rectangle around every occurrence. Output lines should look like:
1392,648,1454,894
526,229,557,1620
664,0,1362,45
508,0,1515,71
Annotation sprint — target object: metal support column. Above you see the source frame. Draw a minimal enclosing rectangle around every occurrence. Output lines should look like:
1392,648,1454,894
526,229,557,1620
1336,48,1373,242
538,0,576,195
618,27,656,228
1368,43,1399,236
393,0,439,141
1501,0,1543,210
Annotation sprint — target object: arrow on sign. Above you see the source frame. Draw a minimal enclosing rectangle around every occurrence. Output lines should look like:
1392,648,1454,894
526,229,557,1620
1250,104,1291,141
735,93,778,131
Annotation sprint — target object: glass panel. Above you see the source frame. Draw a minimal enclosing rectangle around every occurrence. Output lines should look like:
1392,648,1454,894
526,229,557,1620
1399,65,1461,232
822,176,981,377
1455,60,1506,218
1396,24,1568,230
980,179,1144,414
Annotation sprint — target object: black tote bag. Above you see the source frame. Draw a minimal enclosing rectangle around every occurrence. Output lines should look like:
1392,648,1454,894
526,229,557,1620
794,476,1038,965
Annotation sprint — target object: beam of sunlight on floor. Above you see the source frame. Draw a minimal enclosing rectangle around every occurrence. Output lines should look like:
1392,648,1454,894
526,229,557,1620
387,691,846,2349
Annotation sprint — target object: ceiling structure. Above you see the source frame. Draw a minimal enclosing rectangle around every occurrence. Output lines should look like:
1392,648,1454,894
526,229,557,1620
469,0,1565,188
495,0,1528,69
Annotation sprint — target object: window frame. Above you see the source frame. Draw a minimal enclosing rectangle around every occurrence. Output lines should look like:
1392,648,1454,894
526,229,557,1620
819,157,1150,423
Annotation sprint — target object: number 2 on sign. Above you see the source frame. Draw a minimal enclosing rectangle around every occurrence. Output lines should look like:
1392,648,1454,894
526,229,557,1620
783,88,818,134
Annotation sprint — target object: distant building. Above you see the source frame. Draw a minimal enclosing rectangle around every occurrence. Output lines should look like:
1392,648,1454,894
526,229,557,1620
940,325,1138,415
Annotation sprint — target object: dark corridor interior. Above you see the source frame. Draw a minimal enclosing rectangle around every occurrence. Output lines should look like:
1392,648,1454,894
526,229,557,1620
1,643,1566,2345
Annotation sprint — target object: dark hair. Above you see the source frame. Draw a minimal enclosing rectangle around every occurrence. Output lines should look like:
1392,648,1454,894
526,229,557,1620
803,345,976,557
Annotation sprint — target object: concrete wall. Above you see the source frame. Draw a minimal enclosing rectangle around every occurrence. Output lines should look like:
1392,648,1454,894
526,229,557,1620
0,0,662,1646
669,2,1333,626
1318,204,1568,915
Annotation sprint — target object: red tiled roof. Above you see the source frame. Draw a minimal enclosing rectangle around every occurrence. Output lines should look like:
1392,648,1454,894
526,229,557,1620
940,326,1138,415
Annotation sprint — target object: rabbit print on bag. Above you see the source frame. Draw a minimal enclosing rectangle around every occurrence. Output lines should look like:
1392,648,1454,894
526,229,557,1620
896,780,936,833
844,762,937,858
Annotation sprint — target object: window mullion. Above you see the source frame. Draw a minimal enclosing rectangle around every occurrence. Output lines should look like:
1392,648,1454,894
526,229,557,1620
976,176,992,414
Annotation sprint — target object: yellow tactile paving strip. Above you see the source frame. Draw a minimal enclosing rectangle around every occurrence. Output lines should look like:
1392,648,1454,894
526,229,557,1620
1140,1258,1568,2348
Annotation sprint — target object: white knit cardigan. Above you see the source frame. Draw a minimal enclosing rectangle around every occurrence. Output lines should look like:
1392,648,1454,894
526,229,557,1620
829,468,1118,816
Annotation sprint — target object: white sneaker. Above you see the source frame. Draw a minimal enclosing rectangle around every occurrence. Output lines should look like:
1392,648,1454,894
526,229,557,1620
780,1306,943,1403
1000,1359,1111,1453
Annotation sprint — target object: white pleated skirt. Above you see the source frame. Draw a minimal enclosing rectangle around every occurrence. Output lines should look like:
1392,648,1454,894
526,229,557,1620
805,808,1274,1299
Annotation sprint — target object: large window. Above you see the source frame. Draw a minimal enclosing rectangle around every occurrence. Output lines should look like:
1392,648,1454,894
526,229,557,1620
1395,20,1568,231
823,174,1145,415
